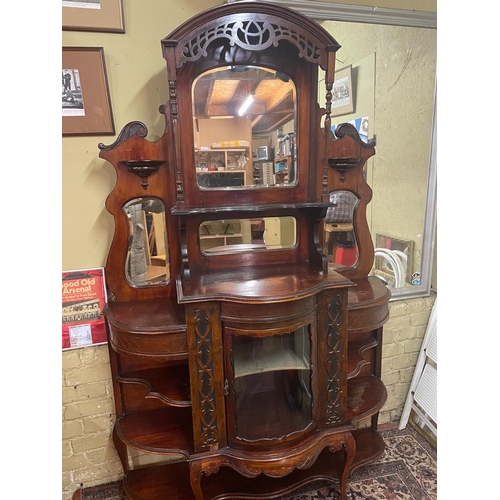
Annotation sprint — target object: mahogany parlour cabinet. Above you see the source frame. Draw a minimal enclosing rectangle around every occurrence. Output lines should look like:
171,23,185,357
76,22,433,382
98,2,390,499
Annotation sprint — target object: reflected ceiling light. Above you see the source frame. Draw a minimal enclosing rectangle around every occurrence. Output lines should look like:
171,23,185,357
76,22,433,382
230,65,250,73
238,94,254,116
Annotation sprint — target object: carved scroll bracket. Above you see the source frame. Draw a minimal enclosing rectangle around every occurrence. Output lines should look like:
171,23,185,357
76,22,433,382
98,121,148,151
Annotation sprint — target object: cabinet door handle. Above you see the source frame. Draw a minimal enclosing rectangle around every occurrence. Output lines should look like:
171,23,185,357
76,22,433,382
224,379,229,396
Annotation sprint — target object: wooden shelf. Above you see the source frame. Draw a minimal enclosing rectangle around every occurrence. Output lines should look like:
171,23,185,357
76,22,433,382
122,427,384,500
115,407,194,455
347,376,387,425
104,298,188,360
347,276,391,313
233,347,308,378
118,365,191,408
114,375,385,464
177,263,353,303
347,338,378,379
104,298,186,335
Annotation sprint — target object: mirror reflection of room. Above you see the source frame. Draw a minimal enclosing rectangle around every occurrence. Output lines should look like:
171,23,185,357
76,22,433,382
199,217,296,254
324,190,359,268
318,21,436,291
192,65,297,189
123,197,170,286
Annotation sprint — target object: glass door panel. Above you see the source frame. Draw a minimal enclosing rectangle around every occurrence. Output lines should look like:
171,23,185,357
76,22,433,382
230,326,312,442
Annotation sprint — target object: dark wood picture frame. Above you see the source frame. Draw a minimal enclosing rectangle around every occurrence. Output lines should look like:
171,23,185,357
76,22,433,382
62,0,125,33
331,65,354,117
62,47,115,136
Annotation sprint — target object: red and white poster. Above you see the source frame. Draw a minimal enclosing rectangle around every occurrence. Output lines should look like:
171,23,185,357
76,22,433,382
62,267,108,350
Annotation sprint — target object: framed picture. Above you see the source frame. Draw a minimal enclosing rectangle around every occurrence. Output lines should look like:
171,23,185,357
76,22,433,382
62,267,108,350
62,47,115,136
331,65,354,117
375,234,415,286
62,0,125,33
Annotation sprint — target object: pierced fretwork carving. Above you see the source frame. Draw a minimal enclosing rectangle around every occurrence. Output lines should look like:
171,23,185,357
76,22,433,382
325,291,343,424
179,20,322,66
194,306,219,447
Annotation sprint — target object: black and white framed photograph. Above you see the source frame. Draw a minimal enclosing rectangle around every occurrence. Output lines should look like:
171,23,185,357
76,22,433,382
62,47,115,136
62,69,85,115
332,65,354,117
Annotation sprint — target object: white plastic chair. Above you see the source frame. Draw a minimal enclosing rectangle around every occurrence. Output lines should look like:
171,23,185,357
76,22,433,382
391,249,408,279
374,248,405,288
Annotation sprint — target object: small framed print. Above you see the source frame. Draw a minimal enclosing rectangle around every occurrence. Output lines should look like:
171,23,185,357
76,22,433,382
331,65,355,117
62,0,125,33
62,47,115,136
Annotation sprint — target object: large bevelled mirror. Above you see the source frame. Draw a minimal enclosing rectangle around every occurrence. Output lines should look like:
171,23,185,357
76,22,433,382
272,0,436,300
192,65,297,189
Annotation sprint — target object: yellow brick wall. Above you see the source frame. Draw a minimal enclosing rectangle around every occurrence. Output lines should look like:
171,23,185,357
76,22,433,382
61,292,436,498
62,347,122,500
379,293,437,424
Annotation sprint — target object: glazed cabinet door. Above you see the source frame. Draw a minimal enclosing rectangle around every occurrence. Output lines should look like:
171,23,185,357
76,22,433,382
224,320,316,449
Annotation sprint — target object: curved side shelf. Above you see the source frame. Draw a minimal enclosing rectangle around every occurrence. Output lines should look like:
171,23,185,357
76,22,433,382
115,407,194,456
104,298,188,360
350,426,385,471
347,376,387,425
117,366,191,408
347,277,390,334
347,338,378,379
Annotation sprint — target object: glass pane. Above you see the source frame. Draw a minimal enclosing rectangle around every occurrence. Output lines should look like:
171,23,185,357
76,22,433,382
324,190,359,267
200,217,296,254
231,327,312,442
192,65,297,189
373,234,415,289
123,197,170,286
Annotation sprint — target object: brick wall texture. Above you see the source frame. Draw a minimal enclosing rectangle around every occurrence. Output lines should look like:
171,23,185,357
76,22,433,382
61,292,437,499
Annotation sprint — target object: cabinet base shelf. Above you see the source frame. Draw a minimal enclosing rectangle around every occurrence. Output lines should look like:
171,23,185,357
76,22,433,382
122,427,384,500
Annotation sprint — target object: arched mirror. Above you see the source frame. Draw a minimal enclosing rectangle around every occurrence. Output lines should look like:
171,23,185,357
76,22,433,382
272,0,436,300
192,65,297,189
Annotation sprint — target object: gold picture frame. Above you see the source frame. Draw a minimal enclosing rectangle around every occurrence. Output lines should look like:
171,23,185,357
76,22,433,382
62,0,125,33
331,65,354,117
62,47,115,136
